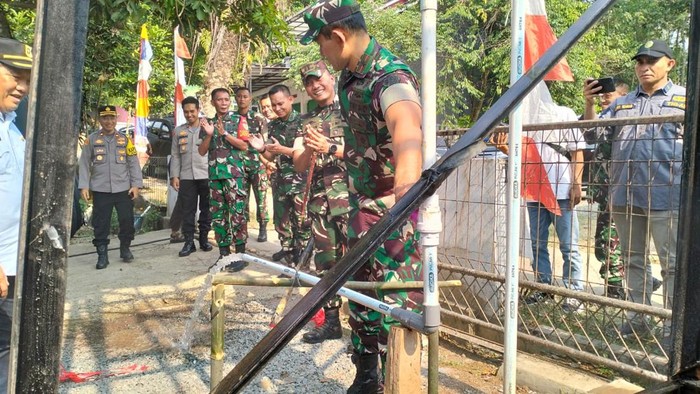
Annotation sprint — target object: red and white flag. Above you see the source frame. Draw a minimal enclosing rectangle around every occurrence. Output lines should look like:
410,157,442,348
519,0,576,215
174,26,191,127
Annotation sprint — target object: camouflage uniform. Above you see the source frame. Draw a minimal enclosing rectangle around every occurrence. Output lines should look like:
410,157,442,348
295,103,350,309
586,133,625,286
268,110,311,252
202,112,259,248
240,110,269,229
339,38,423,355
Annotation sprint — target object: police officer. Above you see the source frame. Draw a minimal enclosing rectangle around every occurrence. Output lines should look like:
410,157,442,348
291,61,350,344
301,1,424,391
79,105,143,269
170,96,213,256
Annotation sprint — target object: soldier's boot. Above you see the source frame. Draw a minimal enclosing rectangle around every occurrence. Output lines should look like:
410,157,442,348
179,234,197,257
120,240,134,262
257,227,268,243
95,245,109,270
346,352,383,394
219,245,231,257
302,307,343,344
272,249,289,261
225,244,248,273
198,233,213,252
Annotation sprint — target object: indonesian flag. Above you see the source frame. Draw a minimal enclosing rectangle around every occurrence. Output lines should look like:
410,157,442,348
135,24,153,166
174,26,191,127
518,0,576,215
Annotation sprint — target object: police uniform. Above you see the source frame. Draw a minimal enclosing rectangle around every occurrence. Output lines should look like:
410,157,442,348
170,121,212,255
267,109,311,261
78,105,143,269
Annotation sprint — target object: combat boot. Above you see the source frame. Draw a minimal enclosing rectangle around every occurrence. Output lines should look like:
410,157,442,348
120,240,134,262
226,244,248,272
257,227,268,242
96,244,109,270
302,306,343,344
272,249,289,261
346,352,383,394
179,235,197,257
219,245,231,257
199,233,213,252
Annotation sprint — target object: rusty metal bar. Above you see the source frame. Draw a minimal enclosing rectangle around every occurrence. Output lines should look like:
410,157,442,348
211,276,462,290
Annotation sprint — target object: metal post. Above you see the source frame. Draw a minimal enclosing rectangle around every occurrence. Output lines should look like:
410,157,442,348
10,1,89,392
504,1,525,393
211,284,225,390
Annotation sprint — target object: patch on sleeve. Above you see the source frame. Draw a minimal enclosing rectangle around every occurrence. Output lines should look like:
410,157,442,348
614,103,635,111
379,83,420,114
663,100,686,110
126,138,137,156
671,95,686,103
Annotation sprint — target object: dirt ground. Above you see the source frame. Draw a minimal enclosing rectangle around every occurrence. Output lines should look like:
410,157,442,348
60,228,534,393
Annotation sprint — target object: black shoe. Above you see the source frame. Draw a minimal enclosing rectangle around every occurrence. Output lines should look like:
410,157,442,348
523,291,553,305
257,227,267,243
120,241,134,262
303,307,343,344
272,249,289,261
179,237,196,257
199,235,213,252
606,282,627,300
225,260,248,273
235,244,246,254
652,277,663,292
96,244,109,270
347,353,383,394
219,246,231,257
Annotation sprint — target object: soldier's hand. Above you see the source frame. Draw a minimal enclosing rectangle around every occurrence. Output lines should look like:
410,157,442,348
80,188,91,201
266,136,284,155
171,177,180,191
201,118,214,136
129,187,140,200
249,134,265,151
265,161,277,174
304,126,329,153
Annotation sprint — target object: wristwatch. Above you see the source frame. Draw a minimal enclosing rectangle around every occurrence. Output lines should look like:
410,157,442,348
328,144,338,155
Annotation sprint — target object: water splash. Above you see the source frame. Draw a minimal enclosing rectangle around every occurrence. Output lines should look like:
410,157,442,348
176,253,240,352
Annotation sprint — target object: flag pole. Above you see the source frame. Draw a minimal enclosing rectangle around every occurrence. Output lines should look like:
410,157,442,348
504,0,525,393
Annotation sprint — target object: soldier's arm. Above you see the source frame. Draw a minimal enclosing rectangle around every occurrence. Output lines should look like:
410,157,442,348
222,133,249,151
292,135,313,173
385,100,423,202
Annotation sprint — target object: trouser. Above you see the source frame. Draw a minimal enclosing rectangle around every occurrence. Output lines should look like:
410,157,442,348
245,160,269,227
170,194,184,233
346,205,423,356
594,210,625,283
0,295,13,393
210,178,247,248
308,191,347,274
272,189,310,250
180,178,211,238
91,191,135,246
527,199,583,291
611,206,678,310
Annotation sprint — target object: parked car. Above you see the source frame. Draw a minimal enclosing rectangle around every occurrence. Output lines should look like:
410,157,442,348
119,117,175,180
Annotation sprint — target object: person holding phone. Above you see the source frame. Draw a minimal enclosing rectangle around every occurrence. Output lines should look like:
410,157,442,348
79,105,144,269
583,40,684,350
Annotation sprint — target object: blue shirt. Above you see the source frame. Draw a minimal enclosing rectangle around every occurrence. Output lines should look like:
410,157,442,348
599,81,685,210
0,111,26,276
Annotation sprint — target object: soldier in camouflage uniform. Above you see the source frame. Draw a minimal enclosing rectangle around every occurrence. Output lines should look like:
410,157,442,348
301,2,424,391
292,61,350,344
583,80,661,299
234,87,271,243
252,85,311,264
198,88,263,272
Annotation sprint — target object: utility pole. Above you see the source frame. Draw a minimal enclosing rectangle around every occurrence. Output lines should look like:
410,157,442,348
10,1,89,392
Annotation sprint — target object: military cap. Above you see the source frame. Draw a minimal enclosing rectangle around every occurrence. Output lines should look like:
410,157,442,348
632,40,674,60
0,38,32,70
98,105,117,117
300,0,361,45
300,60,330,81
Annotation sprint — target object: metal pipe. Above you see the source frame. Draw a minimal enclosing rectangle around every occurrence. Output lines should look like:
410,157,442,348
211,275,462,289
211,284,225,390
441,309,668,382
212,2,618,391
504,0,525,392
439,263,672,318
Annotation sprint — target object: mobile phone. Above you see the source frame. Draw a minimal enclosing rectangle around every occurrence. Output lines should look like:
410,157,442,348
590,77,616,94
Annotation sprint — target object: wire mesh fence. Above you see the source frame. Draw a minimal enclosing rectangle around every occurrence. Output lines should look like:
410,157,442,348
436,115,683,383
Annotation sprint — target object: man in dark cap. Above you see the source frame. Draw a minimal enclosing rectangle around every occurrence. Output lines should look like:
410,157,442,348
0,36,32,392
583,39,684,352
300,1,424,392
79,105,143,269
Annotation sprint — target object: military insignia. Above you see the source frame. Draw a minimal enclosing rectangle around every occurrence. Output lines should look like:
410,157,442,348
179,138,188,145
117,155,126,163
615,103,635,111
95,139,104,144
118,149,126,155
663,101,686,110
644,40,654,48
179,131,188,136
671,95,686,103
96,155,103,161
24,45,32,58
